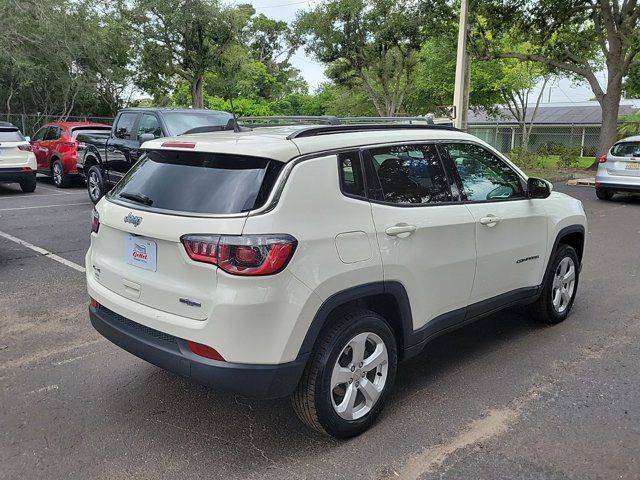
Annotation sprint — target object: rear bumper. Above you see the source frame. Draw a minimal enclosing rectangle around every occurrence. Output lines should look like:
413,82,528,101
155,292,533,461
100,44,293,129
595,182,640,193
0,168,32,182
89,304,308,399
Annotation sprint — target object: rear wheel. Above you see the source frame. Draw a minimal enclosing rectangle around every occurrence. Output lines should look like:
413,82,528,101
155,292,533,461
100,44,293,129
20,173,37,193
87,165,105,204
531,244,579,324
596,188,613,200
292,309,397,438
52,159,71,188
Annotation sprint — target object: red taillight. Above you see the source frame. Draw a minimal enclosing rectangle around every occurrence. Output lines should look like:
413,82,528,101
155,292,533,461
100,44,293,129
91,208,100,234
18,144,32,152
21,166,32,171
599,154,607,163
181,234,297,276
186,340,225,361
90,297,99,308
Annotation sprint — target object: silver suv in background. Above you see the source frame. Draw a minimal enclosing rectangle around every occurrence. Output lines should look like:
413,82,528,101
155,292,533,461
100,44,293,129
596,135,640,200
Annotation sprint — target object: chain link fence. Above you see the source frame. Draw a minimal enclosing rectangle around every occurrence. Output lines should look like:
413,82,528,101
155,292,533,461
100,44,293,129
1,113,114,137
468,122,640,157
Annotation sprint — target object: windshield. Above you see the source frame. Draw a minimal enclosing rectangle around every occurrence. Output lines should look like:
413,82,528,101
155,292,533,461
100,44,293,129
111,150,283,214
0,128,25,142
163,111,233,136
611,142,640,158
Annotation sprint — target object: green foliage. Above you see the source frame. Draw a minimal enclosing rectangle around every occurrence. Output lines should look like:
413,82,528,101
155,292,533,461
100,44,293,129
509,147,543,170
619,112,640,137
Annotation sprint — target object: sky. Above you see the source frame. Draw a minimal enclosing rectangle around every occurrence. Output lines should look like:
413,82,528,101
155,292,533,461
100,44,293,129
230,0,605,105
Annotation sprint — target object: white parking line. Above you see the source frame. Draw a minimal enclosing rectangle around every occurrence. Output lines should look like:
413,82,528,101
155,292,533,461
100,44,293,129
0,192,86,200
0,229,86,272
0,202,91,212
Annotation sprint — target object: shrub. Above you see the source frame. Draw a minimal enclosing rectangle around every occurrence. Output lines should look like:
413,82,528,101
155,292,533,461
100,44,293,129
557,147,582,168
509,147,543,169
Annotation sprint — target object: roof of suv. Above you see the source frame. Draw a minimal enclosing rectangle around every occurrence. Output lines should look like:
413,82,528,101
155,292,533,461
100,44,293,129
141,125,479,162
0,121,18,129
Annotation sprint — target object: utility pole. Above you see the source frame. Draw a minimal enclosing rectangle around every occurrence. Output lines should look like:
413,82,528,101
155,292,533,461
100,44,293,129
453,0,469,130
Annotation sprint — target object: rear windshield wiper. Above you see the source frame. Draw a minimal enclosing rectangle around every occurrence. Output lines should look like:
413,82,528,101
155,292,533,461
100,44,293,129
120,192,153,206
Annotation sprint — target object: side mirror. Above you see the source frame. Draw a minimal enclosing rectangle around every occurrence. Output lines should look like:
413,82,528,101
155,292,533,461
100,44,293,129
527,177,552,199
139,133,155,143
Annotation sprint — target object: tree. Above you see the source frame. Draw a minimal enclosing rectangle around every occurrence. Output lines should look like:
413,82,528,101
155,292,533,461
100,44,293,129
129,0,241,108
296,0,451,117
477,0,640,164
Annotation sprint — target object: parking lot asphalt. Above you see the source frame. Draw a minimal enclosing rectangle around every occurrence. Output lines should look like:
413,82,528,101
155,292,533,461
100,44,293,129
1,178,639,480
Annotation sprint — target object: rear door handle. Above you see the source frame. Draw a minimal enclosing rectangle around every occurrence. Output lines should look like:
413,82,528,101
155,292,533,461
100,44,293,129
385,224,417,237
479,215,501,227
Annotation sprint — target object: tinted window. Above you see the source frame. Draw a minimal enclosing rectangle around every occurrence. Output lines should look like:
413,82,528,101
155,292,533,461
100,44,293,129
31,127,47,142
611,142,640,157
111,150,283,214
367,144,451,205
114,113,137,139
339,152,365,197
444,143,525,201
0,128,25,142
71,127,111,139
44,127,60,140
162,111,234,135
137,114,162,138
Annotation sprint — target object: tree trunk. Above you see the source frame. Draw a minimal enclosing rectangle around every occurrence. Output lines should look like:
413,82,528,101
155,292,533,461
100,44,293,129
590,83,623,169
190,75,204,109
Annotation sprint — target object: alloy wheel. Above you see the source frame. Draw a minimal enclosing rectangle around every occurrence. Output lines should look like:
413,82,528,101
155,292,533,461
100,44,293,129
53,163,63,186
330,332,389,421
88,171,101,201
552,256,576,314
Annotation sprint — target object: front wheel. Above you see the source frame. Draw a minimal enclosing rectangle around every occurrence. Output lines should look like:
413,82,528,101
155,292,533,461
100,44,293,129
87,165,105,204
292,309,397,438
531,244,580,324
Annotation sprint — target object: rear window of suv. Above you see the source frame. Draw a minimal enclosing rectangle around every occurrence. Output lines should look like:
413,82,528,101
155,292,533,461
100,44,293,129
110,150,283,214
611,142,640,157
0,128,25,142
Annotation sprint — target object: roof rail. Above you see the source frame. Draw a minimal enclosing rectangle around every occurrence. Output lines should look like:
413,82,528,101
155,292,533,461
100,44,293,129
286,123,459,140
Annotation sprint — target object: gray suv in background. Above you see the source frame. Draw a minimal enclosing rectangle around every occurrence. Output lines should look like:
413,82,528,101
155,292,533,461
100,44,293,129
596,135,640,200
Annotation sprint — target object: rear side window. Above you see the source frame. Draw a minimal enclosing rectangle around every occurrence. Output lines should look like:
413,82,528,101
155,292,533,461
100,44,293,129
111,150,283,214
366,144,452,205
137,114,162,138
611,142,640,157
44,127,61,140
339,152,365,197
114,113,137,139
0,128,25,142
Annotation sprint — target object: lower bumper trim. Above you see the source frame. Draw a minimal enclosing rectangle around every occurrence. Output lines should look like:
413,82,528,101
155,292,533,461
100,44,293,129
89,305,307,399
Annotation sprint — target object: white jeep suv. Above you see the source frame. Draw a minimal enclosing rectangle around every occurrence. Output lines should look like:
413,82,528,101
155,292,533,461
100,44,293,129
86,124,587,437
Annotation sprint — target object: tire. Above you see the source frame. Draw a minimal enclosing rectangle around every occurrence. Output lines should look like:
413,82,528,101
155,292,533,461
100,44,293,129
531,244,580,324
292,308,397,438
51,159,71,188
19,173,37,193
596,188,613,200
87,165,105,204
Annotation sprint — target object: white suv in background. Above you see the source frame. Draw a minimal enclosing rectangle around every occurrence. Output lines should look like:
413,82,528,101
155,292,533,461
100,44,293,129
0,122,37,192
86,124,587,437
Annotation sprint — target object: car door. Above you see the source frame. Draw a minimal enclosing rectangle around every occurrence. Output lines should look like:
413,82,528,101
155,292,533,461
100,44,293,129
440,142,548,305
30,126,49,169
365,142,477,333
106,112,139,184
41,126,61,170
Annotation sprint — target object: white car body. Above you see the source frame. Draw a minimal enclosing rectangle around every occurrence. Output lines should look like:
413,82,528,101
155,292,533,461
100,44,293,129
596,134,640,197
0,122,37,189
86,125,586,422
